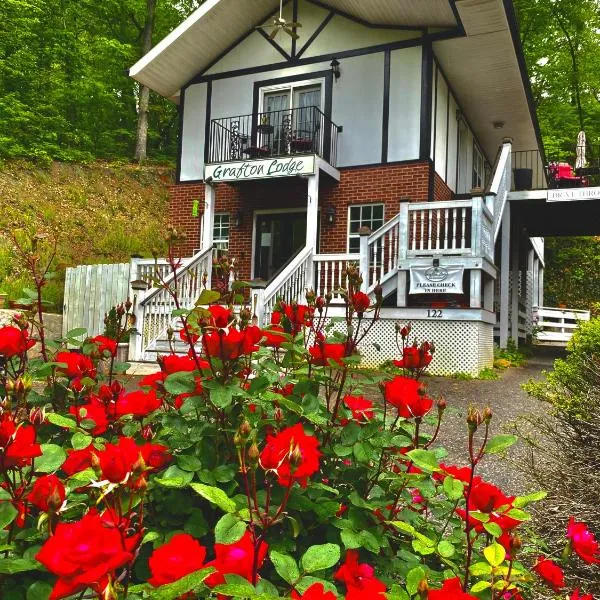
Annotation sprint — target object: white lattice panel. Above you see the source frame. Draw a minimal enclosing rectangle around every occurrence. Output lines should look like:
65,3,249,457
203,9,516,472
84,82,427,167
326,318,494,376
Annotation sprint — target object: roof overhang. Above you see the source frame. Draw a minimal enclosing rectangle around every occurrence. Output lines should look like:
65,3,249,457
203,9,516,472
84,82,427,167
129,0,459,99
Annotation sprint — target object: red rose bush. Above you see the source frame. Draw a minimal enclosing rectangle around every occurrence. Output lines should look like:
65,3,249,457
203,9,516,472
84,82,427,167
0,251,597,600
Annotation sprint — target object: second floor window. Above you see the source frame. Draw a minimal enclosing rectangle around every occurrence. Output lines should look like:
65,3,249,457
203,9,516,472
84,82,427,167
348,204,384,253
472,144,485,189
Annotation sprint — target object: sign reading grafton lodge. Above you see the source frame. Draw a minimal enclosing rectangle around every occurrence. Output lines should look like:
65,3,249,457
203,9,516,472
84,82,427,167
205,155,316,183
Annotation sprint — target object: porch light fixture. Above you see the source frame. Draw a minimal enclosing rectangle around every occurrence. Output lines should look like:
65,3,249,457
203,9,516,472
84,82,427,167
330,58,341,80
493,121,505,130
130,279,150,292
432,258,440,267
234,210,244,228
326,205,336,225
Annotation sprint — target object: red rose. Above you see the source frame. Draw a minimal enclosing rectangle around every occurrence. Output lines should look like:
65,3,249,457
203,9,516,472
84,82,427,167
116,389,162,418
291,583,337,599
262,325,287,348
282,303,313,335
308,342,347,366
259,423,321,488
95,437,141,484
533,557,565,592
159,354,204,374
394,345,433,370
567,517,600,564
0,325,35,357
27,474,65,513
36,510,134,600
571,589,594,600
468,481,514,513
62,445,95,476
88,335,117,357
202,326,261,361
384,376,433,418
140,443,172,471
69,396,110,435
55,351,96,382
334,550,386,599
343,395,374,423
428,577,478,599
437,464,476,484
208,305,232,328
205,530,268,587
351,292,370,314
148,533,207,587
179,323,200,345
0,414,42,469
139,371,167,390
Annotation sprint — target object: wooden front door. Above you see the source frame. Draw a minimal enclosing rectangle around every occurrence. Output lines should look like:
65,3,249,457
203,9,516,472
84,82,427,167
254,212,307,281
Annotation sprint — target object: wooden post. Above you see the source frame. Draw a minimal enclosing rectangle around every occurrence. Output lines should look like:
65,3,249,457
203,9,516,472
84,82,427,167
359,227,371,292
306,171,320,251
470,271,482,308
202,183,216,251
510,219,520,346
483,274,494,312
499,202,511,349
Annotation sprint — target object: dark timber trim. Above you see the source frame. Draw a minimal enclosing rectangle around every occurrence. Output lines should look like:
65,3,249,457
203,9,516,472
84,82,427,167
381,49,391,164
256,28,292,61
296,11,335,58
175,86,186,184
419,42,433,162
429,63,438,200
291,0,299,57
203,81,212,166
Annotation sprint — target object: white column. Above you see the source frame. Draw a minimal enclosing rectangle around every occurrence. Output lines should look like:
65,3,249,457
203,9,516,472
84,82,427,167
532,256,540,310
470,271,482,308
526,248,534,334
397,201,410,308
359,228,370,292
538,266,544,308
306,171,320,251
202,183,216,252
510,221,520,346
499,202,511,349
483,274,494,312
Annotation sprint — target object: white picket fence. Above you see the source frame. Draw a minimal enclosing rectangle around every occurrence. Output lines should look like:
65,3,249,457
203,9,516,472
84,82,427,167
534,306,591,344
62,263,131,337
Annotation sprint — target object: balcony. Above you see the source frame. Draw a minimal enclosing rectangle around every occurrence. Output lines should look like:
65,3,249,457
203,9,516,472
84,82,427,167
205,106,341,182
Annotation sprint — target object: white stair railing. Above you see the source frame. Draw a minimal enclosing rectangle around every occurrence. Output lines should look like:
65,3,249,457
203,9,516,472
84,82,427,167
257,246,313,326
489,141,512,241
313,253,360,299
364,214,401,293
131,247,213,361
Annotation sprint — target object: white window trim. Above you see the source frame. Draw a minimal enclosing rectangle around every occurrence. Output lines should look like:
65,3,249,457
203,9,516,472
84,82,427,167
258,78,326,114
213,213,230,251
346,203,385,253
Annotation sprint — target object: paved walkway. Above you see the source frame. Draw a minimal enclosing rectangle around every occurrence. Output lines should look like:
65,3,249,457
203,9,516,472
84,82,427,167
424,346,564,494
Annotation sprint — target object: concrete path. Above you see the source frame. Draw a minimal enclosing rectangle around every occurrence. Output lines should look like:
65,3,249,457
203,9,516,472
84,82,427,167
422,346,564,495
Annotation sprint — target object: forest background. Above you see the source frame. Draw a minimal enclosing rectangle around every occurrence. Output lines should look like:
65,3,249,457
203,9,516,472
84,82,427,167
0,0,599,310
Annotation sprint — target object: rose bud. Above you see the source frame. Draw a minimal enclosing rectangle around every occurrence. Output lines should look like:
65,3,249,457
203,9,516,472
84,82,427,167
141,424,154,441
29,406,46,426
239,420,252,437
27,475,66,513
247,443,260,465
483,407,493,423
315,296,325,311
437,398,447,413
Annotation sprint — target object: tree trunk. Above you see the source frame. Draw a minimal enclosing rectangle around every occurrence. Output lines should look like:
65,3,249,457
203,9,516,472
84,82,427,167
134,0,157,163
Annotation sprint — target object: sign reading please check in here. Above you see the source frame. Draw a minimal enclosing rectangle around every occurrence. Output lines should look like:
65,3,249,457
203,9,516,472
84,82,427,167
409,266,464,295
205,156,316,182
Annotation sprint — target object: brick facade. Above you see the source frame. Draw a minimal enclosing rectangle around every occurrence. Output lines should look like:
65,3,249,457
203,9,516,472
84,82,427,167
433,171,453,201
168,161,456,279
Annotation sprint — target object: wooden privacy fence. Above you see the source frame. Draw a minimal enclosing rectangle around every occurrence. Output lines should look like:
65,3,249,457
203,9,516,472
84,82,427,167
534,307,591,344
62,263,131,337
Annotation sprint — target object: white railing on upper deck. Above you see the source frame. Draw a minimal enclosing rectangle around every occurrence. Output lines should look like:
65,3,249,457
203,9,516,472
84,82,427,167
132,247,213,361
314,253,360,299
534,306,591,344
489,142,512,241
259,246,313,325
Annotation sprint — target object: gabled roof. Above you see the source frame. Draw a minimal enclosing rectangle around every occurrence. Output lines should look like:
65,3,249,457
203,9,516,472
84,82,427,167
129,0,458,99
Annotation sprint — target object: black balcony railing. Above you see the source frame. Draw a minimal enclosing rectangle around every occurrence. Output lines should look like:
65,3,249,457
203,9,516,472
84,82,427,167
208,106,341,167
512,146,600,191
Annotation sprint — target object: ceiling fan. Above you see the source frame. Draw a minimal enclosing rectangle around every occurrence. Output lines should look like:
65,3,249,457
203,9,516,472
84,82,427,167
258,0,302,40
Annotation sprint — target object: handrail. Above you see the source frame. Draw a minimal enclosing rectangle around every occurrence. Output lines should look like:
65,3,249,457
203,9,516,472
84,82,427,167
313,252,359,262
368,213,400,243
489,143,512,195
140,247,212,307
490,142,512,241
263,246,313,305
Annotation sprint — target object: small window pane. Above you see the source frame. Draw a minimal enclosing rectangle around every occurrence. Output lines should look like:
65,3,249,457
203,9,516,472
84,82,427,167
363,205,372,220
350,221,360,234
349,238,360,253
373,205,383,220
349,206,360,221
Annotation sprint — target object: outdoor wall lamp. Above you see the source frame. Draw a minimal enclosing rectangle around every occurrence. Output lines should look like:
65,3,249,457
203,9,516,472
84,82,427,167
234,210,244,228
130,279,150,292
330,58,341,80
326,205,336,225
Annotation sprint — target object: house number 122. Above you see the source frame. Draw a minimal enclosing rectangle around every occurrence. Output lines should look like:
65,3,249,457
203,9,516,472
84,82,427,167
427,309,443,318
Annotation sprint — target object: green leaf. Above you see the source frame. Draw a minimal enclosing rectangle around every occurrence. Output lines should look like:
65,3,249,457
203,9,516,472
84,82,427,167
406,566,426,595
437,540,455,558
443,476,464,500
483,543,506,567
270,551,300,584
190,483,236,513
210,384,234,409
0,502,18,529
36,444,66,473
195,290,221,306
405,449,440,472
513,490,547,508
469,561,493,576
300,543,341,573
506,508,531,522
148,567,214,599
213,573,255,598
66,328,88,338
71,432,92,450
214,514,246,545
46,413,77,430
412,539,436,555
176,454,202,472
27,582,53,600
155,465,194,488
294,577,338,595
485,435,518,454
164,371,197,395
470,581,492,593
483,522,503,538
0,558,41,574
352,441,372,463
